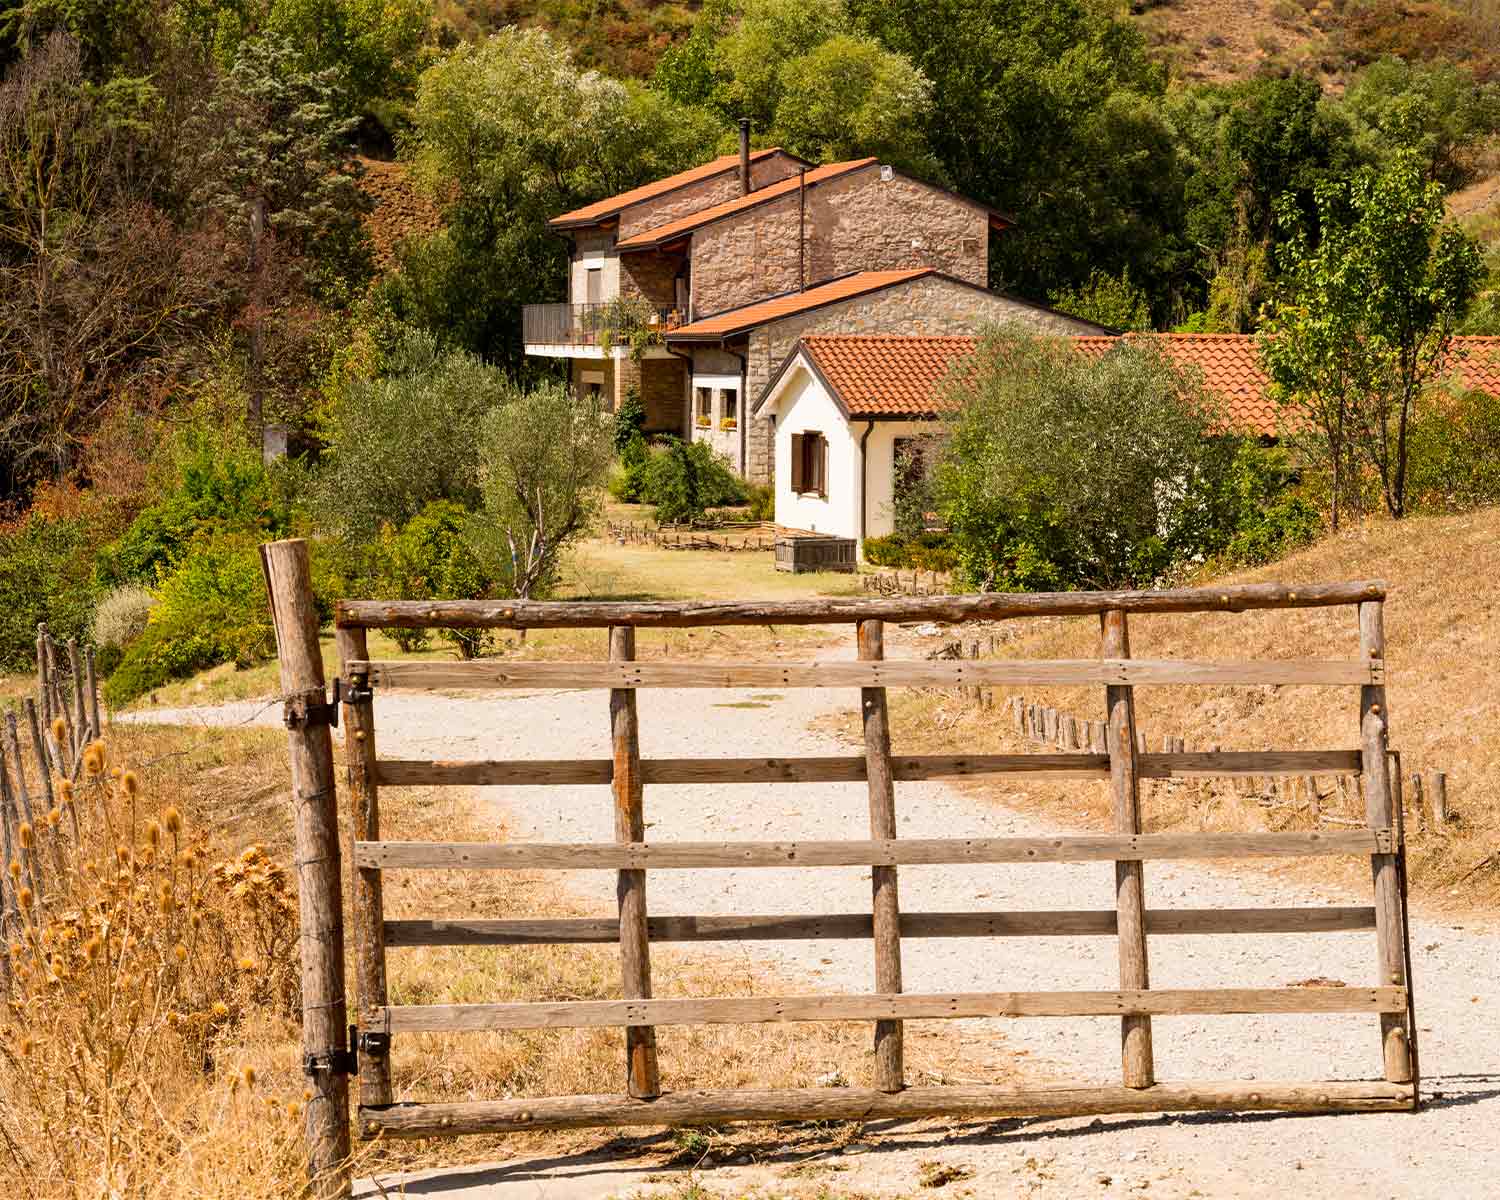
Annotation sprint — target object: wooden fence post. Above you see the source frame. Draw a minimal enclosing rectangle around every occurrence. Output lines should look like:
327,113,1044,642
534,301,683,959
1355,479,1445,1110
3,715,45,894
1358,600,1411,1084
859,619,904,1092
260,539,352,1198
610,626,660,1099
1427,771,1448,824
335,625,393,1109
1101,609,1154,1088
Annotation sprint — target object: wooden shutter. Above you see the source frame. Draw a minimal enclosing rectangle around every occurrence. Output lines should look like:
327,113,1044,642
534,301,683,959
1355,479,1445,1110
790,433,805,493
818,434,829,497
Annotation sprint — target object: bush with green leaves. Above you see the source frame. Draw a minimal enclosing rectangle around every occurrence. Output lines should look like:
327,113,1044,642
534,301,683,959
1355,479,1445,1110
935,327,1252,591
1214,445,1323,567
104,532,277,706
642,437,746,524
91,584,156,675
96,433,286,588
377,501,495,658
613,389,647,452
861,533,957,573
609,433,653,503
0,514,98,671
1405,387,1500,512
315,328,514,545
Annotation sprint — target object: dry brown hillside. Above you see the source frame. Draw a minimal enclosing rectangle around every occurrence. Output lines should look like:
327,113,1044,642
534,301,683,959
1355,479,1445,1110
876,506,1500,916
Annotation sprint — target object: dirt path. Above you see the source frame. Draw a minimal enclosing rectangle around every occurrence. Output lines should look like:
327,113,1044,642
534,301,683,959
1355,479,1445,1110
132,678,1500,1199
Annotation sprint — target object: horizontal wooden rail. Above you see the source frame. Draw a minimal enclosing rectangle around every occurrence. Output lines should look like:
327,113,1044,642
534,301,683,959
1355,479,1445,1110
375,749,1362,788
383,906,1377,947
356,830,1391,871
357,1079,1415,1137
351,658,1379,691
336,580,1385,631
373,986,1406,1033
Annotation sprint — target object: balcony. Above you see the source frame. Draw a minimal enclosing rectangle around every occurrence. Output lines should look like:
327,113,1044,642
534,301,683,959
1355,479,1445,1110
523,300,680,350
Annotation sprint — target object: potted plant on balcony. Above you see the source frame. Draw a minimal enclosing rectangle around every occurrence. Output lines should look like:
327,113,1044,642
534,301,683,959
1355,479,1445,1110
597,296,666,360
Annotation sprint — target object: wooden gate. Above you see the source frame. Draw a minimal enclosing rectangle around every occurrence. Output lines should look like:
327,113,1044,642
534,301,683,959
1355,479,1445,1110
259,541,1417,1194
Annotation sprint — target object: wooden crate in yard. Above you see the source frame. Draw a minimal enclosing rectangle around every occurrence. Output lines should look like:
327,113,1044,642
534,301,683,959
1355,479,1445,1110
775,534,857,573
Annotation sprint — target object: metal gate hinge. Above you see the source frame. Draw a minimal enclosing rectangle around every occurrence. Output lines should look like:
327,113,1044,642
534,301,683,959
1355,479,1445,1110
284,679,341,730
343,674,374,706
357,1029,390,1059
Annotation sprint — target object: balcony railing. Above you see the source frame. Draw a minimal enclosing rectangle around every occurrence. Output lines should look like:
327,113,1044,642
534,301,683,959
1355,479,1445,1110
523,300,680,348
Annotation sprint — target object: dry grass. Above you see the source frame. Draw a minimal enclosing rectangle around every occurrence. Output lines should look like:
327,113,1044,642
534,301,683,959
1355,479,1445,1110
833,509,1500,917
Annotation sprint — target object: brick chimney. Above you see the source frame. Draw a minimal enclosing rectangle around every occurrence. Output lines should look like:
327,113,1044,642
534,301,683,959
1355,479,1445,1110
738,118,751,195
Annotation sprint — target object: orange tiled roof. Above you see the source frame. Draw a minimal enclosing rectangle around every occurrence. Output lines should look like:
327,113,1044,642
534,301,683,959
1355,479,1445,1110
549,148,797,228
616,159,878,249
778,332,1500,434
668,269,934,339
800,335,977,417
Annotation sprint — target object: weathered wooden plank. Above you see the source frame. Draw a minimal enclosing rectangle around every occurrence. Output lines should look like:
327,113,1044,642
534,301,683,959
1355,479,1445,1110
1103,609,1153,1089
610,625,659,1099
859,619,904,1092
355,830,1388,871
259,539,351,1199
382,906,1378,947
352,658,1378,691
336,626,392,1108
1360,601,1412,1084
336,581,1386,631
357,1079,1414,1138
374,986,1405,1033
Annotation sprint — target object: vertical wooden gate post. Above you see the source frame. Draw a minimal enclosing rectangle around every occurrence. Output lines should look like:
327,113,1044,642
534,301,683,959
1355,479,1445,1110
1102,610,1154,1088
261,539,352,1198
1359,600,1412,1083
610,625,660,1099
336,624,393,1107
859,618,904,1092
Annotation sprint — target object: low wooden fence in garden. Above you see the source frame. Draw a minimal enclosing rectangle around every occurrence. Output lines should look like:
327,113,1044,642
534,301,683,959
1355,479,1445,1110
258,540,1418,1197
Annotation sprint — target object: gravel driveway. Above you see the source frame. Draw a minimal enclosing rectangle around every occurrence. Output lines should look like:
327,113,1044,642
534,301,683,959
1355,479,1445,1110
133,673,1500,1199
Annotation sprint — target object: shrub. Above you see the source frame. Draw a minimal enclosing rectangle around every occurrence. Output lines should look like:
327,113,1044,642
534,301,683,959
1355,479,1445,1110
608,433,653,503
643,437,745,524
95,433,284,588
105,533,276,706
378,501,495,658
745,483,775,522
1214,443,1323,566
862,533,957,572
935,327,1241,590
613,388,647,452
1405,387,1500,512
0,514,98,671
93,584,156,649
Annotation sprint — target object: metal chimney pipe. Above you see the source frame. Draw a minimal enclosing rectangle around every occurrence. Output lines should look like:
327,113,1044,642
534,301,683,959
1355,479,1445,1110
738,118,751,195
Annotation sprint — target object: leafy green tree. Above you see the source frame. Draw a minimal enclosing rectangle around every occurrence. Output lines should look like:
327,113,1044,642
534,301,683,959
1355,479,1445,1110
266,0,428,114
472,382,615,599
315,329,513,543
401,28,720,365
642,436,745,523
654,0,937,176
1262,149,1484,520
377,500,495,657
934,325,1242,591
850,0,1184,311
1049,269,1150,332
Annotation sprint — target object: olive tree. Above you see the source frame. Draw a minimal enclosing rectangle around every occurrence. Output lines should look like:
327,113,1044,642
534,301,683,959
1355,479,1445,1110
935,325,1239,591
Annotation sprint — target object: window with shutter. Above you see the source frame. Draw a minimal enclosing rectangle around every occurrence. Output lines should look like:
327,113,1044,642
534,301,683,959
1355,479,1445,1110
790,432,805,493
817,434,829,498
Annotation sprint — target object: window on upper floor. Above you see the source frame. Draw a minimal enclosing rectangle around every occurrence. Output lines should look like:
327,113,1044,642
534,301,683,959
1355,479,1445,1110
585,267,603,305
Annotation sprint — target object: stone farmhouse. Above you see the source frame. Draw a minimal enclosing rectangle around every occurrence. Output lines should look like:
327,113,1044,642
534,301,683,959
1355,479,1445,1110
522,126,1105,485
755,332,1500,548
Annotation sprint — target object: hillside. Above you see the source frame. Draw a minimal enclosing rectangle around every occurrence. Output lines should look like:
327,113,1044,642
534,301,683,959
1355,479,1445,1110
877,506,1500,915
432,0,696,78
1133,0,1500,90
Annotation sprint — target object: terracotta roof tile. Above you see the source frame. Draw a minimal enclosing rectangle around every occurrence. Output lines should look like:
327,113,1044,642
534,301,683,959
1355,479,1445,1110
801,335,977,416
780,333,1500,434
549,148,794,228
668,269,934,339
616,159,878,249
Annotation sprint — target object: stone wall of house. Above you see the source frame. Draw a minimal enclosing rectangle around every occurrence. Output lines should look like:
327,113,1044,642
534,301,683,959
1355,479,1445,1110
689,168,990,317
639,357,687,434
619,248,683,309
742,276,1104,483
571,357,615,407
615,151,807,240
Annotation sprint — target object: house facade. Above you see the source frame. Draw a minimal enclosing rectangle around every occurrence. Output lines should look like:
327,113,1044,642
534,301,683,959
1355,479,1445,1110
756,332,1500,550
524,130,1104,483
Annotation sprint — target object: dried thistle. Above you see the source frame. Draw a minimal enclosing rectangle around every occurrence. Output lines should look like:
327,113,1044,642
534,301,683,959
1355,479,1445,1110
164,806,183,834
121,770,140,798
46,807,61,828
82,740,106,776
18,822,33,849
